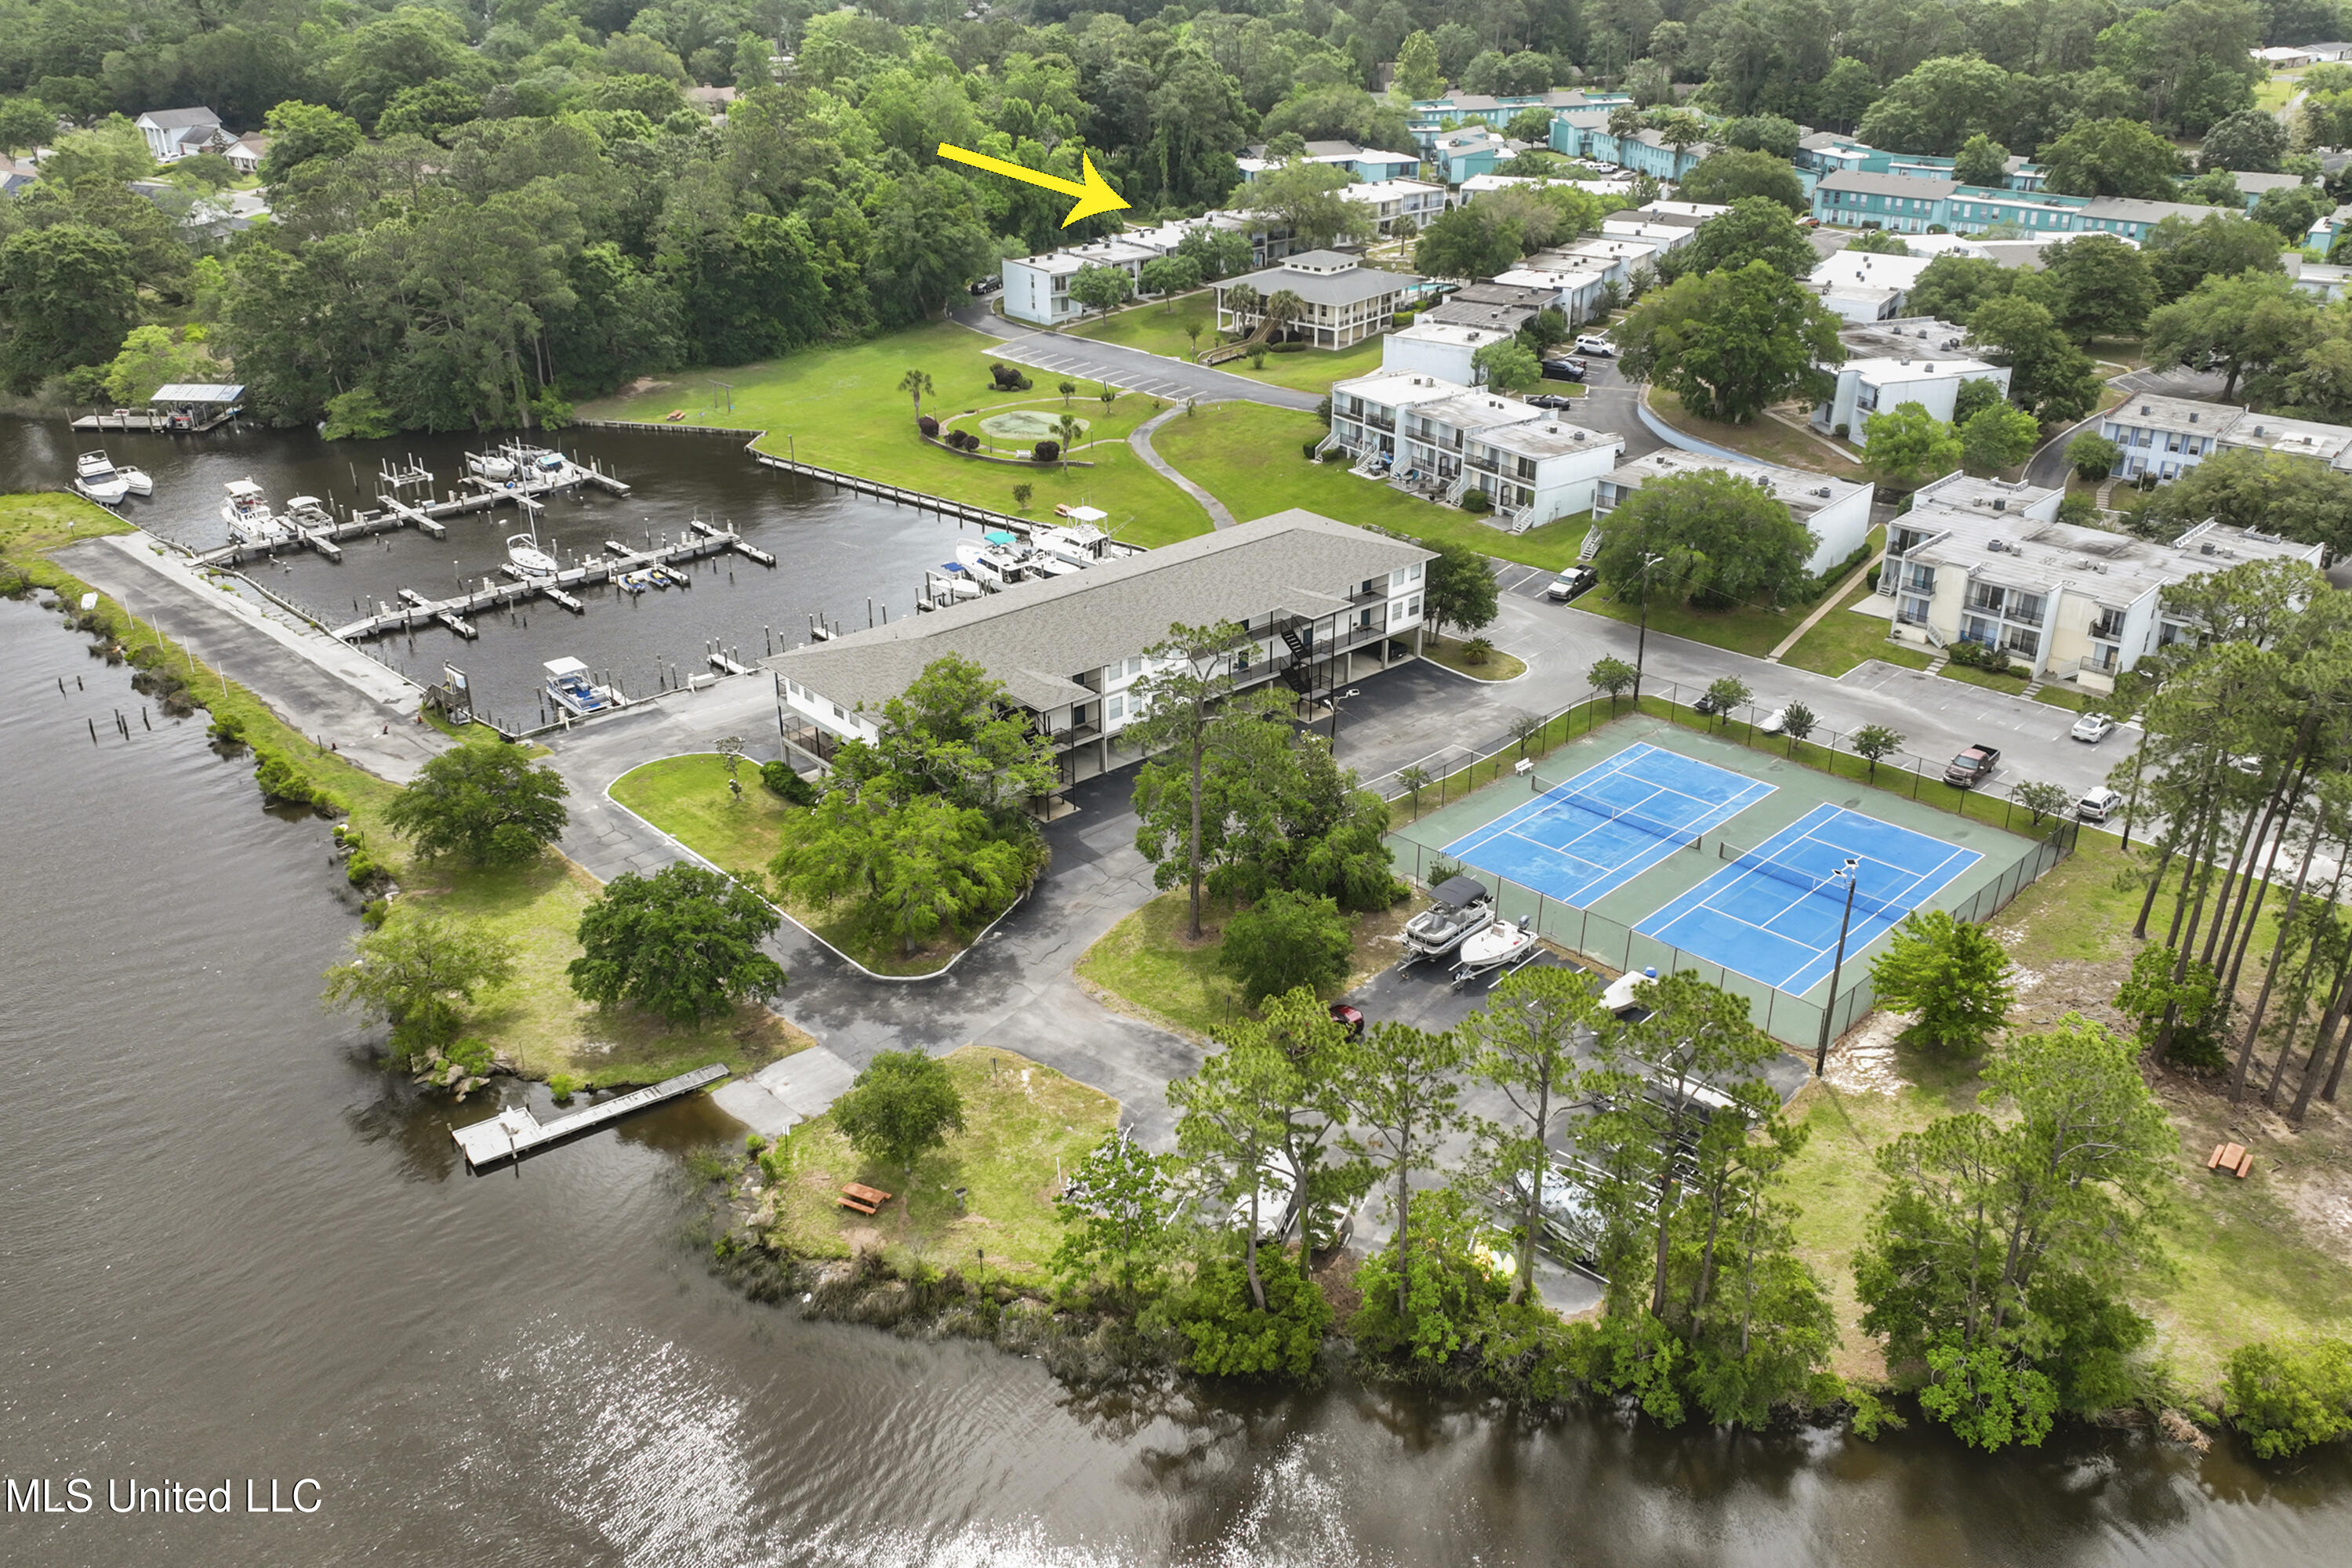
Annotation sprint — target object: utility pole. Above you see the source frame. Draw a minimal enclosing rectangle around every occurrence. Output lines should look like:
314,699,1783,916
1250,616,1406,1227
1814,858,1863,1076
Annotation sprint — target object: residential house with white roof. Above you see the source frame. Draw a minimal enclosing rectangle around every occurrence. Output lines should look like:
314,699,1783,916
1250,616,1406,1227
1490,263,1613,322
1592,451,1873,574
1379,319,1519,385
1808,249,1939,321
1458,171,1637,201
1597,217,1697,251
1878,472,2325,691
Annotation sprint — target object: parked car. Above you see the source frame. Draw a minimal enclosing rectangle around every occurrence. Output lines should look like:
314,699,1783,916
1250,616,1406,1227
967,277,1001,296
1944,743,2002,788
2075,786,2124,825
1327,1002,1366,1040
1573,334,1615,357
2071,711,2117,743
1525,392,1577,409
1545,565,1595,601
1539,358,1587,383
1757,705,1787,734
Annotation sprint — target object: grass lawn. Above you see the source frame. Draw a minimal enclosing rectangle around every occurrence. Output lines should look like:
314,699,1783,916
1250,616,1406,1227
1782,834,2352,1397
1065,292,1392,393
608,752,991,978
1077,887,1413,1042
2255,72,2303,112
1780,572,1936,679
1149,401,1595,570
1936,660,2037,699
763,1044,1116,1283
400,854,808,1087
1648,389,1865,475
1423,630,1528,681
607,753,788,884
578,321,1213,549
2032,684,2091,711
1575,582,1806,660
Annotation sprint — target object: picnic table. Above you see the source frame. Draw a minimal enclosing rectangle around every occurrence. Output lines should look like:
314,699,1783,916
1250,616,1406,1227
2208,1142,2255,1178
838,1181,893,1215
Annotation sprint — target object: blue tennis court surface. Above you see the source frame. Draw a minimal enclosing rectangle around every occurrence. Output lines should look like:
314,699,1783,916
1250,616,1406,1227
1441,742,1775,906
1637,804,1982,993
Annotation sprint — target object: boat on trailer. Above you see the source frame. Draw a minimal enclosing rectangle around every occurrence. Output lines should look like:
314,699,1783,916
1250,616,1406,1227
1396,875,1497,970
1450,918,1537,991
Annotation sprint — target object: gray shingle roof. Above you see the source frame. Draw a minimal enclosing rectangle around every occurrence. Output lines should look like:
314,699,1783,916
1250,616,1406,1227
139,107,221,129
764,511,1436,714
1817,169,1958,199
1219,257,1424,306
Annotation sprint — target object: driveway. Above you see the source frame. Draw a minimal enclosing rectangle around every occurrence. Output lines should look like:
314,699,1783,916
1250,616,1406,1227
1567,357,1665,461
541,676,1202,1145
953,300,1322,410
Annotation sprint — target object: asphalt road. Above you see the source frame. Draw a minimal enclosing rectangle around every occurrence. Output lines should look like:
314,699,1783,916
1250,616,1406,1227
953,299,1323,410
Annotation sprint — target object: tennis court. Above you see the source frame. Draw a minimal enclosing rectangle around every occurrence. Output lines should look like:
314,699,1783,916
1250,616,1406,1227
1439,742,1776,907
1635,803,1983,994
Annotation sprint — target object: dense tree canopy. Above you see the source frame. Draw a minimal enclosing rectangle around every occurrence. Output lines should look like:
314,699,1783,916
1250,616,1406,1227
1615,259,1844,424
1590,467,1820,610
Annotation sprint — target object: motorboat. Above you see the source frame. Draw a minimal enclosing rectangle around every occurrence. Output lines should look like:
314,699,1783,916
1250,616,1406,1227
1029,524,1107,567
954,532,1028,586
1450,918,1535,991
935,562,982,600
543,657,617,716
74,451,130,505
1022,549,1082,577
115,464,154,497
506,529,561,579
220,477,296,546
1602,966,1658,1015
465,448,518,481
282,495,332,527
1397,874,1496,969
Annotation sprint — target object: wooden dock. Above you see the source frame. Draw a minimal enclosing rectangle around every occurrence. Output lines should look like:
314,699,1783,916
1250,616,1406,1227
450,1063,730,1171
327,521,772,641
71,408,237,433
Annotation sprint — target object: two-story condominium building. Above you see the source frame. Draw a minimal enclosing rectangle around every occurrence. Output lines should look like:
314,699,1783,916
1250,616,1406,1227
1808,248,1940,321
1795,134,2048,194
1598,217,1698,252
1813,172,2222,240
1544,238,1662,289
1410,90,1609,146
2096,394,2352,481
1427,127,1515,183
1878,473,2325,691
1489,263,1613,321
1213,251,1425,348
1422,280,1559,335
1380,319,1521,385
1568,125,1717,182
1236,140,1420,183
1325,372,1623,524
1592,451,1873,575
1342,178,1447,234
999,238,1163,326
768,511,1438,788
1813,318,2002,434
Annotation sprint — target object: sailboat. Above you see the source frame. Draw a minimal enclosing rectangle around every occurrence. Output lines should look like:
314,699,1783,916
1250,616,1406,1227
506,520,560,579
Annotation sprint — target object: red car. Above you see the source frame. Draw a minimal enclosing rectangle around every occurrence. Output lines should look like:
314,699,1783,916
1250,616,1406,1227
1328,1004,1366,1040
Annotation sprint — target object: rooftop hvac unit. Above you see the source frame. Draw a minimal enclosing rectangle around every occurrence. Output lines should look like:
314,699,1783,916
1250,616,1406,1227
1988,538,2009,552
2141,404,2151,414
1993,498,2006,510
2252,426,2267,437
2189,412,2199,423
2201,542,2216,554
1942,339,1961,350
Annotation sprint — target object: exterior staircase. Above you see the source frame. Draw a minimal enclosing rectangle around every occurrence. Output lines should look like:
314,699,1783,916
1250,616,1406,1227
1925,654,1950,676
2018,677,2047,699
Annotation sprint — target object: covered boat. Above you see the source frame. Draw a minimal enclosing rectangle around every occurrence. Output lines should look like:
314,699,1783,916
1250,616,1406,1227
543,657,615,715
1397,875,1496,967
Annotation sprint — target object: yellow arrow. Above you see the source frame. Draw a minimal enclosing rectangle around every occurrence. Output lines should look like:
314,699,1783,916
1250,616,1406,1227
936,143,1131,227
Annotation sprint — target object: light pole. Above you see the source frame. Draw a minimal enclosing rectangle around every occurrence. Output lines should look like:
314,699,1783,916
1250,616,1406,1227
1814,857,1863,1077
1632,550,1664,706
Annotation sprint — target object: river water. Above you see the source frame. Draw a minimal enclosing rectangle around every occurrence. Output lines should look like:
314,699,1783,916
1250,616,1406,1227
7,482,2352,1562
5,417,989,724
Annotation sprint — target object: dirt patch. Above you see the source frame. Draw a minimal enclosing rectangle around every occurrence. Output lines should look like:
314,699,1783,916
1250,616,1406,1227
1822,1009,1915,1097
620,376,671,397
2281,1169,2352,1268
1310,1244,1365,1332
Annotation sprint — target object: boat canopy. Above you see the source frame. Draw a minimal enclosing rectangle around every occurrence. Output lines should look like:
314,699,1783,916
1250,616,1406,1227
285,495,321,509
1065,505,1108,523
544,657,590,677
982,529,1018,546
1429,875,1490,909
223,478,263,499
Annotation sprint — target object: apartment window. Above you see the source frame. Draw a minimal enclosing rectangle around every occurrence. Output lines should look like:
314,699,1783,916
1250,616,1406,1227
1406,595,1422,616
1106,692,1126,721
1899,596,1930,624
1962,616,1998,646
2091,609,2127,641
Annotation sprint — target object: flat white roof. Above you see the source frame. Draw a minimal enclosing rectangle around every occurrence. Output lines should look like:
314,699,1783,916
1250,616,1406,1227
1415,392,1546,433
1333,371,1472,408
1486,419,1620,459
1602,451,1867,517
1392,320,1518,347
1345,178,1445,201
1809,251,1937,290
1845,354,2002,383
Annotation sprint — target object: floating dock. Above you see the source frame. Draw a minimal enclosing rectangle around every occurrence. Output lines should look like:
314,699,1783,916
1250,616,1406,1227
326,521,771,641
451,1063,730,1171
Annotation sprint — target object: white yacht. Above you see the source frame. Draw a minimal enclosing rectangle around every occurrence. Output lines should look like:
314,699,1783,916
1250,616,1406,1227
220,477,296,546
935,561,983,599
465,448,519,481
74,451,130,505
954,533,1028,586
282,495,332,526
1030,524,1108,568
115,464,154,497
543,657,618,715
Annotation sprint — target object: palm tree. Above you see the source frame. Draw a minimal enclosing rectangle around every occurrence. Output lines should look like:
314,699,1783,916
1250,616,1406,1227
1058,379,1076,405
1263,287,1306,345
1054,414,1083,470
1396,764,1432,820
898,368,934,415
1223,284,1263,342
1185,321,1204,356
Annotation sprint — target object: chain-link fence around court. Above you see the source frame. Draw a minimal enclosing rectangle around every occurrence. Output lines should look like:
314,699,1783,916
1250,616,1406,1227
1379,685,2082,1048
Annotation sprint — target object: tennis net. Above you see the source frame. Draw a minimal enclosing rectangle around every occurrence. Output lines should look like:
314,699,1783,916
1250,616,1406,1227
1715,841,1911,922
1530,775,1699,851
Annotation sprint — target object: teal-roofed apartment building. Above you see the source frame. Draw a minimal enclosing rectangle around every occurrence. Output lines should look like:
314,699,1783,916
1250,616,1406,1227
1811,171,2219,241
1795,132,2047,194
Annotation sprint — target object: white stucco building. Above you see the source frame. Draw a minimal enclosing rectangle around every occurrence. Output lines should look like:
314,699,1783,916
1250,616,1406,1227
1592,451,1873,575
1325,372,1623,526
